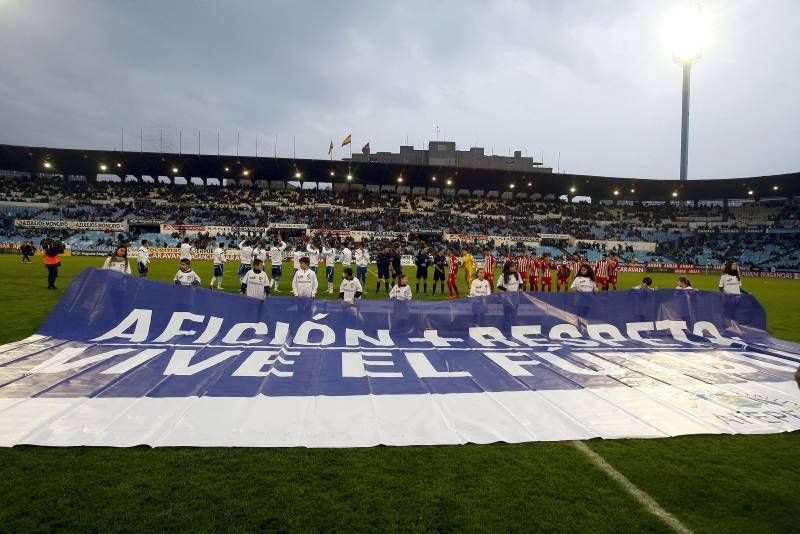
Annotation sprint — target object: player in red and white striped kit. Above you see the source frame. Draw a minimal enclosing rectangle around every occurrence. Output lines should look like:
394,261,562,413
528,253,540,292
595,254,611,291
483,248,497,292
517,251,529,291
556,257,571,292
608,252,620,290
569,254,582,282
447,248,460,299
540,252,554,291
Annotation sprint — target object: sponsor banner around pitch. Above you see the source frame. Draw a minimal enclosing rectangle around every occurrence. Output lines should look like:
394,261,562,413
490,234,538,246
444,233,490,242
270,223,309,230
345,231,409,242
69,249,114,257
645,262,698,270
618,266,646,273
205,225,270,236
160,223,308,236
14,219,127,232
0,268,798,447
696,227,766,234
741,271,800,279
142,247,240,261
160,224,208,234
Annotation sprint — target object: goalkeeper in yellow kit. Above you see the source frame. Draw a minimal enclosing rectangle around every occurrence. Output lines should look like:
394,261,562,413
462,248,476,284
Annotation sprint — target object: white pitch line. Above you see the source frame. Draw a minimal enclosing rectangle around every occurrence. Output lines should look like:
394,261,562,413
571,440,692,534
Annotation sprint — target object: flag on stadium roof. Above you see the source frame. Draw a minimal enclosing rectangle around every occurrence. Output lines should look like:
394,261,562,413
341,134,351,147
328,141,333,155
362,142,370,154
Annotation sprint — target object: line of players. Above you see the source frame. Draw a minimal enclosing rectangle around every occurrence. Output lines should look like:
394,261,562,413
150,236,623,297
410,248,622,297
509,250,622,292
165,236,392,302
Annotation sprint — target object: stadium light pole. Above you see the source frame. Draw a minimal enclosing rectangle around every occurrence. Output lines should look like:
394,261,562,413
667,4,703,181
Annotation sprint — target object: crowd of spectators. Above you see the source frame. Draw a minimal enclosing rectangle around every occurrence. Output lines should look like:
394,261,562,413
1,176,797,270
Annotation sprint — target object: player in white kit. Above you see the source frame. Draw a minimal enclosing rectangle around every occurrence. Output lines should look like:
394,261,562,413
253,241,268,266
354,244,369,293
306,242,320,273
210,241,226,290
136,239,150,277
238,239,253,281
269,237,287,292
322,242,337,294
179,238,194,261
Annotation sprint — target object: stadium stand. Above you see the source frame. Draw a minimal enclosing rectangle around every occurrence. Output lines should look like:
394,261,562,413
0,144,798,270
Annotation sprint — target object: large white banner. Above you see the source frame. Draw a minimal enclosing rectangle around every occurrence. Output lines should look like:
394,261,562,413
0,269,798,447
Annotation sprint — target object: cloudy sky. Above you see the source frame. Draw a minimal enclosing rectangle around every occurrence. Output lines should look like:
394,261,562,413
0,0,798,179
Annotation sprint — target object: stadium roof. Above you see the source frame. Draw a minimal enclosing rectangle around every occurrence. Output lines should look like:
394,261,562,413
1,143,797,202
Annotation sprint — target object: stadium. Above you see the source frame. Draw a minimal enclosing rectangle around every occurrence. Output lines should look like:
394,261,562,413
1,1,799,532
3,142,799,272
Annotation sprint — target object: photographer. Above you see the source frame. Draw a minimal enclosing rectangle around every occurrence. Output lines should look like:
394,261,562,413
42,238,65,290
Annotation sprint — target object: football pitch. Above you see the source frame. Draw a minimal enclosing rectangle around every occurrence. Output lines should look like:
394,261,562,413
0,255,798,532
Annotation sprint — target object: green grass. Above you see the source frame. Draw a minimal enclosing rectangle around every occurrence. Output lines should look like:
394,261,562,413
0,254,798,532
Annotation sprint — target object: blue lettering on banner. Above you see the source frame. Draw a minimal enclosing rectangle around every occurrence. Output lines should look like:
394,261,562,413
1,269,799,400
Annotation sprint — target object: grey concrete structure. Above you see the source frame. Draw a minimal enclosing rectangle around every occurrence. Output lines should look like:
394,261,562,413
347,141,553,173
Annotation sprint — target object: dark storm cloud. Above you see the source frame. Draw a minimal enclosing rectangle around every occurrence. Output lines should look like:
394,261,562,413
0,0,798,179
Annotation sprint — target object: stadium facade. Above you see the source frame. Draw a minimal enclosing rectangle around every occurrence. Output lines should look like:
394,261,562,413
346,141,554,174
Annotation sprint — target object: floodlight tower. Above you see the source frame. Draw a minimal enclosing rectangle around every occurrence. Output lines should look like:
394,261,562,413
668,4,703,181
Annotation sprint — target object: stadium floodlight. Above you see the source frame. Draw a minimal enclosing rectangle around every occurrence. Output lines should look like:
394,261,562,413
569,186,576,194
446,179,453,186
346,174,353,181
43,162,52,169
172,167,179,174
224,166,230,172
99,164,107,171
432,176,437,182
397,176,403,183
295,172,301,179
509,183,515,189
613,190,619,196
667,4,703,64
630,188,636,193
747,190,754,196
116,162,122,168
329,170,335,177
672,191,679,198
773,185,779,191
666,3,703,181
242,170,250,176
527,181,532,187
